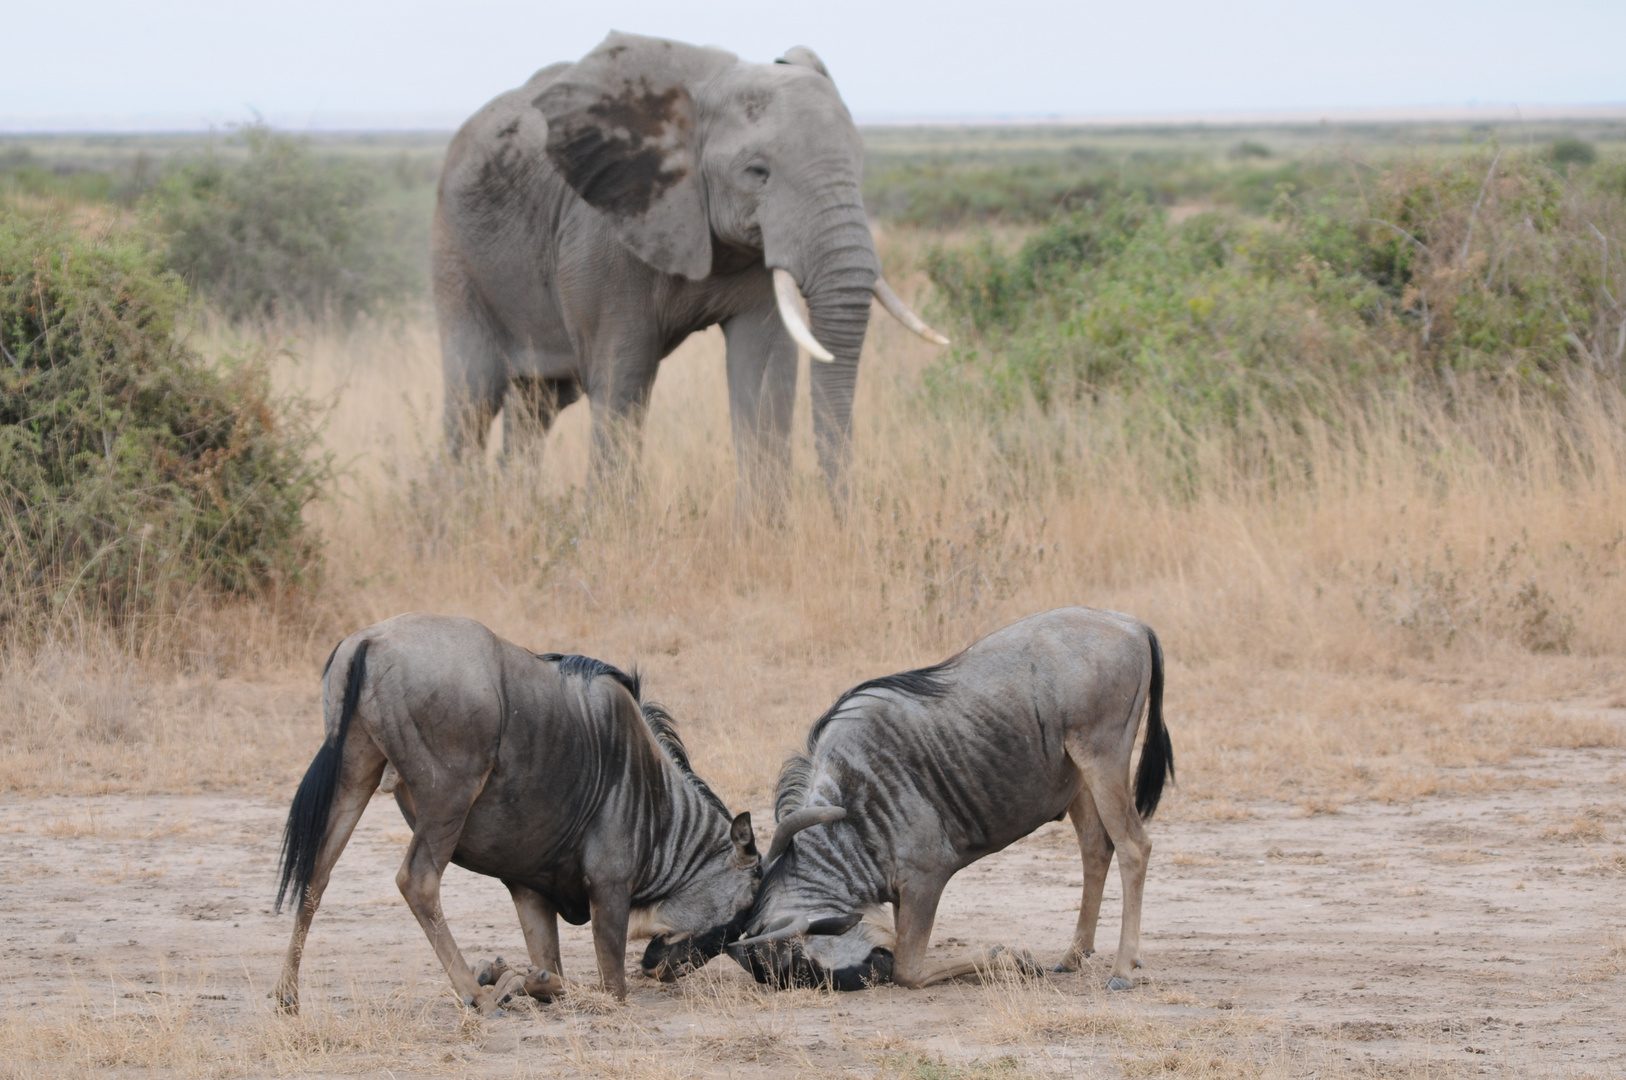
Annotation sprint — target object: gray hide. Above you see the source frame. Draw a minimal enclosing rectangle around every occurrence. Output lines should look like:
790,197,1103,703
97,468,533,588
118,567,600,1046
434,32,911,506
729,607,1174,991
272,613,759,1013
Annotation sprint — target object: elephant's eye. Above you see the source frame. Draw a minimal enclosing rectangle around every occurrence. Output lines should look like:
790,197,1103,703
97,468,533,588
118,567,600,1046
745,164,770,183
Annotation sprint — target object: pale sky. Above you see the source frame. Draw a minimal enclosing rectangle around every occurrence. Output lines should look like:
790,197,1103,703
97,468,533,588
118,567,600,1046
3,0,1622,130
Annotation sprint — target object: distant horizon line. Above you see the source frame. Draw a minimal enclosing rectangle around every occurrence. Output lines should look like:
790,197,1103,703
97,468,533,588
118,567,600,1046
3,102,1624,136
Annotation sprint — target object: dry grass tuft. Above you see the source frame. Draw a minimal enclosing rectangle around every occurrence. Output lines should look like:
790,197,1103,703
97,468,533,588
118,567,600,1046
1544,810,1614,844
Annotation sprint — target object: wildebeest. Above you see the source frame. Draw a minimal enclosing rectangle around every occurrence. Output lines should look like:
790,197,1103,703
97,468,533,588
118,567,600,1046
273,613,824,1012
728,607,1174,991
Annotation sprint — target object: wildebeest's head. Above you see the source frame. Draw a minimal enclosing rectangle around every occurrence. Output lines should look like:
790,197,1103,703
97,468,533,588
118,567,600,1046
727,908,895,990
639,810,761,981
715,804,893,990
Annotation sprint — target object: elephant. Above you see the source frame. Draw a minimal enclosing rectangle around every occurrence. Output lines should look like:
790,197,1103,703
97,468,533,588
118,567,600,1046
432,32,946,506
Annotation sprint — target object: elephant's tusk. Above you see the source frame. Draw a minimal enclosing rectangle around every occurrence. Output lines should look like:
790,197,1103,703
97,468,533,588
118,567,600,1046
772,268,836,362
873,277,950,346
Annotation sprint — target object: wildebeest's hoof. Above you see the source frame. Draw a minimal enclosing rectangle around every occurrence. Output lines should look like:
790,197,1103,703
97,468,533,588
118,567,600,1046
491,970,528,1007
470,987,507,1016
475,956,513,987
523,969,562,1001
1106,975,1133,991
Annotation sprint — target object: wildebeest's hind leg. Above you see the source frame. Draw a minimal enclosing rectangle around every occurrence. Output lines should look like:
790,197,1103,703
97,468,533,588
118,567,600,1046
1072,759,1151,991
506,882,568,999
274,737,387,1013
394,780,505,1014
1055,786,1115,972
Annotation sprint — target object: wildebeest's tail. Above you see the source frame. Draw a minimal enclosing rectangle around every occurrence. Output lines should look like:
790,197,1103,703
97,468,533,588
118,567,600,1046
276,639,370,914
1133,627,1174,821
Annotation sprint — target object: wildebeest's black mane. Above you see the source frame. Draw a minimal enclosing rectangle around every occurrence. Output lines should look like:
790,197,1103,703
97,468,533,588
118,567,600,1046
535,652,642,700
536,652,727,817
639,699,729,816
775,659,957,823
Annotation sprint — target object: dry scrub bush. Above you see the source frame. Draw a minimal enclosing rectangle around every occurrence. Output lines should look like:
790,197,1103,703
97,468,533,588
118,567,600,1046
0,215,328,659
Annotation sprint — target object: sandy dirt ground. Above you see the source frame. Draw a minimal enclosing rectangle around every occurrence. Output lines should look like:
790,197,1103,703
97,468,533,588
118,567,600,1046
1,734,1622,1079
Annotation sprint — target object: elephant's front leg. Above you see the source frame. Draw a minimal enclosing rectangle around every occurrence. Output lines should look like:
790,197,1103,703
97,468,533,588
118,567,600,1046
583,341,662,498
723,302,798,516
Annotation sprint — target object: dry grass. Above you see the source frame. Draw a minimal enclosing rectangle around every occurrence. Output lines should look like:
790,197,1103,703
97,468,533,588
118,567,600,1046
3,270,1624,807
0,965,482,1080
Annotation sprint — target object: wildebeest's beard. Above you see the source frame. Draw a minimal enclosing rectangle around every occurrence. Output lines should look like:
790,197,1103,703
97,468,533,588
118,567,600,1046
641,908,752,982
730,926,894,991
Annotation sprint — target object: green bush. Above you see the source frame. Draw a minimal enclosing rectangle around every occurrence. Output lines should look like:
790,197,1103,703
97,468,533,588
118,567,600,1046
0,215,328,630
1550,137,1597,168
922,151,1626,428
864,146,1339,228
152,125,411,321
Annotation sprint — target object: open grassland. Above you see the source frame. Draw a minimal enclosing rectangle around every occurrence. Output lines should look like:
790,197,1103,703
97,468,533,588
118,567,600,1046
5,298,1625,807
2,297,1624,1076
2,124,1625,1076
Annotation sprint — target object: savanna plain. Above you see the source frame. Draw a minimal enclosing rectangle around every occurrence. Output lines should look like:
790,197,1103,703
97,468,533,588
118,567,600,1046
3,118,1626,1079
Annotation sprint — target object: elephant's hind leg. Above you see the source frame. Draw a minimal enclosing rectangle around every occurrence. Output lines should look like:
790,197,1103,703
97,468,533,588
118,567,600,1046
275,737,387,1013
503,376,581,460
437,291,509,461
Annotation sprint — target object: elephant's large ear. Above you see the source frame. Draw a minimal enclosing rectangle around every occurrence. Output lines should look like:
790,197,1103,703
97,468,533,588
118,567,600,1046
535,32,731,280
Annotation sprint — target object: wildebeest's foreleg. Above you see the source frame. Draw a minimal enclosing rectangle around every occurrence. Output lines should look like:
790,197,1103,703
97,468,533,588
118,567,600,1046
1056,786,1115,972
507,881,568,999
395,794,500,1013
889,877,1014,988
274,744,386,1013
587,882,632,1000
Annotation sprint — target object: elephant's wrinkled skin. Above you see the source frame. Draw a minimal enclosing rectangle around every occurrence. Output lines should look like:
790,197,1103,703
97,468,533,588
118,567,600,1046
434,33,917,505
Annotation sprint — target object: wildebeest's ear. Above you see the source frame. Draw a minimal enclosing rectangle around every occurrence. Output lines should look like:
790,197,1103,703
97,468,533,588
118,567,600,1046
730,811,757,856
535,32,733,280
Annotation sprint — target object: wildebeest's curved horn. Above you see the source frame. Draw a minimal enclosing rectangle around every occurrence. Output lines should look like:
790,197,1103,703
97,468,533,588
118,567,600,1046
734,914,811,948
806,912,863,936
766,805,847,865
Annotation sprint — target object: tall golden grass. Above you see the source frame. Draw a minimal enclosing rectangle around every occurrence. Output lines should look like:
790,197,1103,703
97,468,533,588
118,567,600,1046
3,245,1625,807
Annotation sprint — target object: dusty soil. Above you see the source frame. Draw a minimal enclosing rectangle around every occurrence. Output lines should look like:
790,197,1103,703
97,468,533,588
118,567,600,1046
1,743,1622,1079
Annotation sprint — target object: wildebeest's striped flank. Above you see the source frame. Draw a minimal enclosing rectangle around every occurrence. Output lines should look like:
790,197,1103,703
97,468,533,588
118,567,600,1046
273,612,766,1013
730,606,1174,992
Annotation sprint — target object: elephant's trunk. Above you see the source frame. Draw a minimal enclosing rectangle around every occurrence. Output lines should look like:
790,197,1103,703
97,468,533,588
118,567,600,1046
796,213,877,500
